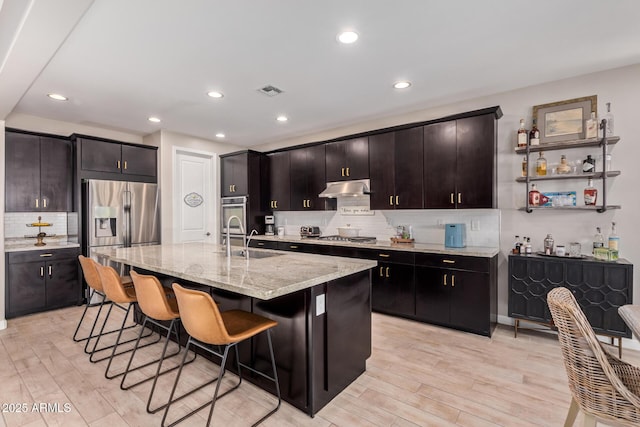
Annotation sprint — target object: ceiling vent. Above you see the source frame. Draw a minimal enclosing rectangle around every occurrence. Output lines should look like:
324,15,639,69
257,85,284,97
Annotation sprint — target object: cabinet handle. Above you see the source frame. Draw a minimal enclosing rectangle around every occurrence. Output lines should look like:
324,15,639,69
452,275,455,287
35,198,39,208
290,245,298,249
341,167,345,177
379,267,384,277
450,193,454,204
346,167,350,177
39,253,53,257
458,193,462,204
389,196,394,206
385,267,390,278
257,242,264,246
117,160,121,169
396,196,399,205
40,266,44,277
48,265,52,277
270,201,274,208
43,198,47,208
444,274,448,286
378,253,390,258
442,259,455,264
123,160,128,170
233,184,236,192
274,200,278,209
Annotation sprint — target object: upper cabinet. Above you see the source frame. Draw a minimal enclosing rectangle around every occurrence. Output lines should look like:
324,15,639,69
424,113,497,209
369,127,423,210
289,145,327,210
78,136,157,180
325,137,369,182
5,130,72,212
221,151,250,196
267,151,291,211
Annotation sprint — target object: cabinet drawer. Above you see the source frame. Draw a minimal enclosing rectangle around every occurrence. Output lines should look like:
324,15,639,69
249,240,279,250
415,253,489,273
371,250,414,265
8,248,80,264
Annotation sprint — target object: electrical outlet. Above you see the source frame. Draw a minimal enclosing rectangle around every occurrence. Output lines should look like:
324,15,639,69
436,219,444,227
471,220,480,231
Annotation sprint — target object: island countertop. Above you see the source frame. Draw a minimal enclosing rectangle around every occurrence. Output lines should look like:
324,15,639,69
94,242,377,300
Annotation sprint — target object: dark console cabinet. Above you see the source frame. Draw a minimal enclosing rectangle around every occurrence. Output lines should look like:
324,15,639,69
5,247,81,318
508,254,633,338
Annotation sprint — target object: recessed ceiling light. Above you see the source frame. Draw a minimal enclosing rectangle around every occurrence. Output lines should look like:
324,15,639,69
47,93,68,101
337,31,359,44
276,115,288,122
215,133,225,138
393,81,412,89
148,117,161,123
207,91,224,99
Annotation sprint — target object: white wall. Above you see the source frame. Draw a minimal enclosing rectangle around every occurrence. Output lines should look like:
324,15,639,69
153,129,243,244
255,63,640,328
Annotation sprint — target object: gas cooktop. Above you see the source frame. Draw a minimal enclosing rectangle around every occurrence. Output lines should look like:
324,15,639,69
316,235,377,243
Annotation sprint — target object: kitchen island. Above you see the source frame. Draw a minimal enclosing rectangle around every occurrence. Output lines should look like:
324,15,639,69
94,242,377,416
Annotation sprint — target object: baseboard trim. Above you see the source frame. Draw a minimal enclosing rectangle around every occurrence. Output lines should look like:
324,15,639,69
0,319,6,330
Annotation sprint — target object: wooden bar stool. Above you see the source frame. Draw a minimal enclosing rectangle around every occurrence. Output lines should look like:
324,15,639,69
162,283,281,427
120,270,196,413
75,255,147,357
93,263,162,378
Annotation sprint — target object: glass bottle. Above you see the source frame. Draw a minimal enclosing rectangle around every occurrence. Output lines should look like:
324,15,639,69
517,119,528,148
544,234,555,255
513,235,521,254
521,156,528,177
536,152,547,176
593,227,604,254
608,221,619,251
584,178,597,206
585,111,598,139
529,119,540,146
525,237,532,254
582,155,595,173
603,102,614,137
557,154,570,174
528,184,541,206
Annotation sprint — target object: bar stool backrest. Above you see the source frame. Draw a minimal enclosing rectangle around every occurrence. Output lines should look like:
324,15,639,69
78,255,104,292
172,283,232,345
96,263,136,304
130,270,179,321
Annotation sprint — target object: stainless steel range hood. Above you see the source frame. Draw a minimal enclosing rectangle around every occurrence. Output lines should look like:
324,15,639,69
318,179,370,198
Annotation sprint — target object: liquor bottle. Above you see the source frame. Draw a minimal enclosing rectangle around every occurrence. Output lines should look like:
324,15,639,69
582,155,595,173
525,237,532,254
513,235,521,254
557,154,571,174
520,237,527,254
544,234,554,255
521,156,528,177
528,184,541,206
584,178,597,206
593,227,604,254
585,111,598,139
608,222,619,251
536,152,547,176
517,119,528,148
603,102,614,137
529,119,540,146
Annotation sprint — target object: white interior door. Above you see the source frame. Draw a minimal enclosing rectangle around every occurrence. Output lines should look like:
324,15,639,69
174,149,215,243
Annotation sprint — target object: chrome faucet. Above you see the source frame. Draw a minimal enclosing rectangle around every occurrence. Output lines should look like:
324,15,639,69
226,215,245,257
245,229,259,257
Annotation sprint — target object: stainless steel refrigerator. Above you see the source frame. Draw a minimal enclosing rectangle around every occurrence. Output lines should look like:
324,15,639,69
83,179,160,274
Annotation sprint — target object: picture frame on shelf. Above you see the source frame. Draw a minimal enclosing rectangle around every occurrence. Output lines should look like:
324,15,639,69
533,95,597,144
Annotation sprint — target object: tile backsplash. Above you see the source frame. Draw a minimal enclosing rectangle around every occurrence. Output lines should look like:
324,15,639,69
274,196,500,247
4,212,69,239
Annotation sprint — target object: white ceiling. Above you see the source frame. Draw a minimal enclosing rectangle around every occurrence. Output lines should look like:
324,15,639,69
2,0,640,147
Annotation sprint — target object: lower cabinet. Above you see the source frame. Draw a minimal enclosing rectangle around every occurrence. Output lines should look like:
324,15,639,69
371,262,415,317
5,248,81,318
508,254,633,338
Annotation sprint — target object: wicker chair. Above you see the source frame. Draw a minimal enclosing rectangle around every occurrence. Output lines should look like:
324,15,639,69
547,287,640,426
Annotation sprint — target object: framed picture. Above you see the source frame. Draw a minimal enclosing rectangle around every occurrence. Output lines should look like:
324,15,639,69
533,95,597,144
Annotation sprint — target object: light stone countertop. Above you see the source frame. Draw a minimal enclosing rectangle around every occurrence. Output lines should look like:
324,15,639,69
93,242,377,300
252,235,499,258
4,237,80,252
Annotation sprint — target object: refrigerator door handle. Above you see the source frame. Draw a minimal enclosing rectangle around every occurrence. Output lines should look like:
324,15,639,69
123,190,132,247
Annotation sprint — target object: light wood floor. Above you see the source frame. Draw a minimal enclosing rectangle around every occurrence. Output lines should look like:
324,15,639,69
1,305,638,427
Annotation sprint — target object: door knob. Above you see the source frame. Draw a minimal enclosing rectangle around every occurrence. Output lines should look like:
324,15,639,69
206,232,211,236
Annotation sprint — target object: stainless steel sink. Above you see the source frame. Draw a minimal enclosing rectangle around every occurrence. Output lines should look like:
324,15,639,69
233,249,283,259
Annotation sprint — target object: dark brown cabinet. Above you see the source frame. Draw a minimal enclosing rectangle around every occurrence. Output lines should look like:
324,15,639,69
508,254,633,338
372,262,415,317
424,113,496,208
369,128,423,210
325,137,369,182
5,247,81,318
289,145,327,210
415,253,496,336
5,130,72,212
221,151,249,196
79,137,157,178
267,151,290,211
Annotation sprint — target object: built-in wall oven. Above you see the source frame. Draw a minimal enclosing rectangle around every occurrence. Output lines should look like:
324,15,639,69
221,196,247,247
